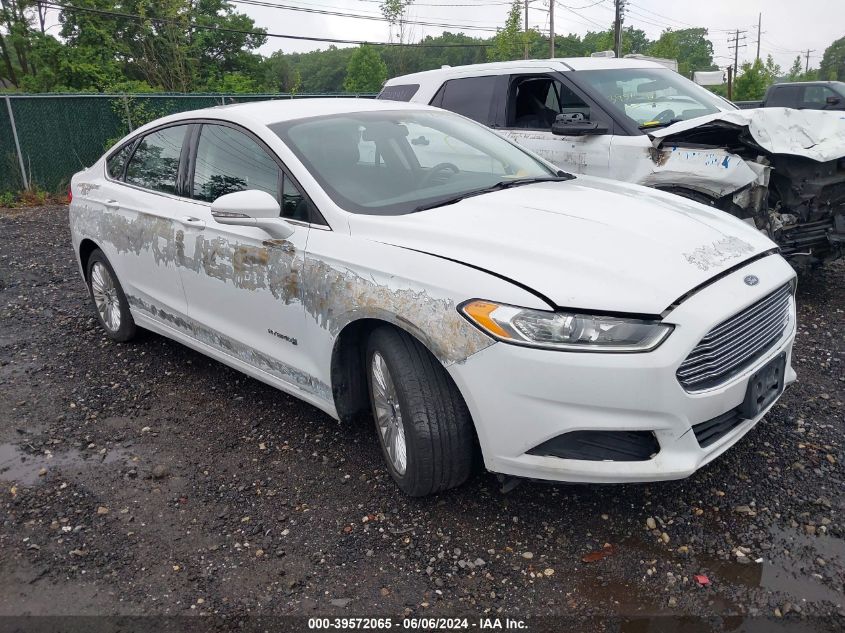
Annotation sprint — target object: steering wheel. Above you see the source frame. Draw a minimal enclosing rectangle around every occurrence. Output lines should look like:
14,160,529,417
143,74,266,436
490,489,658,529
421,162,460,188
654,109,677,123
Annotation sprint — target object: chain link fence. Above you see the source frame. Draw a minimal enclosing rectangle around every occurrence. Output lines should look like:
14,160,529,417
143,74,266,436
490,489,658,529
1,93,376,194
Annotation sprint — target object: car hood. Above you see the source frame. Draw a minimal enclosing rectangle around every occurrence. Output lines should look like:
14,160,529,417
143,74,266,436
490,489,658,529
649,107,845,162
348,177,777,316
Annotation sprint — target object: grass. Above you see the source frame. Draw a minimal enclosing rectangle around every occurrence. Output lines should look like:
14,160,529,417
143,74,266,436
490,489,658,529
0,188,69,208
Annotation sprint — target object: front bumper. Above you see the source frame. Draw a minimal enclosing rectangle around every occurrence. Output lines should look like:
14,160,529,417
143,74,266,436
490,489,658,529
448,254,797,483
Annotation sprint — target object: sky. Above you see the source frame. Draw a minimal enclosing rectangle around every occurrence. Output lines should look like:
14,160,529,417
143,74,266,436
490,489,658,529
229,0,844,73
36,0,844,74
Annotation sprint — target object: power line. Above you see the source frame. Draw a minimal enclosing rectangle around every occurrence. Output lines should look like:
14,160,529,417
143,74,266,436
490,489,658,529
554,0,606,29
229,0,502,32
41,2,495,47
626,1,735,32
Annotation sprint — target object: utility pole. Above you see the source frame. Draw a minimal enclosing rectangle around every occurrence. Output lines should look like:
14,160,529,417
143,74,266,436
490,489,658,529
524,0,530,59
549,0,554,58
755,12,761,61
727,65,733,100
614,0,625,58
803,48,816,73
727,29,746,99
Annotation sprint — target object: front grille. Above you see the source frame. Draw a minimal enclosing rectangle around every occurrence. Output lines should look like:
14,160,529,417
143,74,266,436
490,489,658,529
677,284,792,391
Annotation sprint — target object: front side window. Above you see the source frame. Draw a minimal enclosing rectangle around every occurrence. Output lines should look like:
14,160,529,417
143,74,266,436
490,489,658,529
124,126,187,194
801,85,838,109
270,110,557,216
507,76,594,129
576,68,734,130
192,124,281,203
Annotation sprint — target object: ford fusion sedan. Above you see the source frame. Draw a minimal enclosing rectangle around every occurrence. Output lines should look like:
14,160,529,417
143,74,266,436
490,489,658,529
69,99,797,496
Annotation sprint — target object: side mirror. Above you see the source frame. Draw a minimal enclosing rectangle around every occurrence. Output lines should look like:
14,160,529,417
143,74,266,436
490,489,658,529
211,190,294,240
551,116,609,136
825,95,841,106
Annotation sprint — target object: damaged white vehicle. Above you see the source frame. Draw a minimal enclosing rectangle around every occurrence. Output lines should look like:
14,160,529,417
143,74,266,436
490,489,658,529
70,99,797,496
382,58,845,264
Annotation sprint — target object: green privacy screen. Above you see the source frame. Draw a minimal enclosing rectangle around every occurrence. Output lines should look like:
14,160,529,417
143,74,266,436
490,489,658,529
0,93,375,193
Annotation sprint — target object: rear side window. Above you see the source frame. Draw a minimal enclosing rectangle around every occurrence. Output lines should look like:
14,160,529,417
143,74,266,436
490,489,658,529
106,142,134,180
435,76,497,124
192,124,280,203
125,126,187,194
377,84,420,101
765,85,800,107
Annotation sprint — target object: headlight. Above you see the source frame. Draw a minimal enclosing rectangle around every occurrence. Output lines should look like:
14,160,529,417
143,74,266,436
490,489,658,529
460,300,673,352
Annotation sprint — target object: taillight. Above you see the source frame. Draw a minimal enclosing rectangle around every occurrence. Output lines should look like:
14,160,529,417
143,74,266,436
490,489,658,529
67,186,72,203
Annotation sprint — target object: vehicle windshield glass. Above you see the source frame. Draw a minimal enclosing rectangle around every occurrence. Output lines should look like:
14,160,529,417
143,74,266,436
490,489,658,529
576,68,735,129
270,110,558,215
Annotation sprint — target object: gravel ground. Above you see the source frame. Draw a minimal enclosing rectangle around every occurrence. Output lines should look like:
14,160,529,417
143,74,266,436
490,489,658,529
1,205,843,631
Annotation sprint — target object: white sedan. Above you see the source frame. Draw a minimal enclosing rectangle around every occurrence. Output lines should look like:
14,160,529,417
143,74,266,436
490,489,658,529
69,98,797,496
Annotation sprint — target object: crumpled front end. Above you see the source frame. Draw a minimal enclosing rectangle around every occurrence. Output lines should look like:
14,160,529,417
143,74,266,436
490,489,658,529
649,108,845,265
766,154,845,261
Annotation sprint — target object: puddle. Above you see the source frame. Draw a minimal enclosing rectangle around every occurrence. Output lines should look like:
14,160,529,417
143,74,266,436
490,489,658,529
0,442,132,486
621,527,843,609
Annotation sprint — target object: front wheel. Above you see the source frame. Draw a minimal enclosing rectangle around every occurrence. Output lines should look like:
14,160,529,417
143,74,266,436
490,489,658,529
86,249,137,342
366,326,476,497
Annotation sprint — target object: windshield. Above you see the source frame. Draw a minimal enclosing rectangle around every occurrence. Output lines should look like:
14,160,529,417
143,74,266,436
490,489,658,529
270,110,558,215
576,68,735,129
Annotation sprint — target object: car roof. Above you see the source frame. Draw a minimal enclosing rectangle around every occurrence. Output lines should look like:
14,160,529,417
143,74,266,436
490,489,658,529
384,57,666,85
770,80,845,87
138,97,433,132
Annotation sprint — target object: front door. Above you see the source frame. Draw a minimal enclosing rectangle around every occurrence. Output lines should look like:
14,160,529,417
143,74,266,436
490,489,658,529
175,123,321,400
498,74,613,177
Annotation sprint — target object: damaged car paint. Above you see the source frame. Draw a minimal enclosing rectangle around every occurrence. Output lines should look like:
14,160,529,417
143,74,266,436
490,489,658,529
70,99,797,496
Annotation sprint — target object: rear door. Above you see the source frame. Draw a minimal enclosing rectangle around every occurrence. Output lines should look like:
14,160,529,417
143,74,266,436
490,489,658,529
174,122,318,396
97,124,193,321
496,74,613,176
764,85,800,108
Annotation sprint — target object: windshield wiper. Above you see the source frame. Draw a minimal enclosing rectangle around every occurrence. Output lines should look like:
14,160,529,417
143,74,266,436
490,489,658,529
639,118,685,130
412,175,572,212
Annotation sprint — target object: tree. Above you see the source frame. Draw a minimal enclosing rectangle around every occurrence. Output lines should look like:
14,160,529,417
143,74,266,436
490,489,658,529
262,51,301,94
343,45,388,93
381,0,413,72
819,35,845,81
648,28,716,78
787,55,803,81
490,0,523,62
733,55,781,101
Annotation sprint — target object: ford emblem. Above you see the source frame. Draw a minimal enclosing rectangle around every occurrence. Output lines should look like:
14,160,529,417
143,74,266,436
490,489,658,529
744,275,759,286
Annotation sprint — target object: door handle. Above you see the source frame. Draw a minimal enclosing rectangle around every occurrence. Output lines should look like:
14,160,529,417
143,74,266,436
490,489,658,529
105,199,119,211
180,216,206,230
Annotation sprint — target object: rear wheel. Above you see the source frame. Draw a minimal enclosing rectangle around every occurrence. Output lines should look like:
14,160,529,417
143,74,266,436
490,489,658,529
366,326,475,496
86,249,137,342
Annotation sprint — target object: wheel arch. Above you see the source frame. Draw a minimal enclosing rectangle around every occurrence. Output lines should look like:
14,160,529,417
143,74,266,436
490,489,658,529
78,238,101,280
329,314,476,428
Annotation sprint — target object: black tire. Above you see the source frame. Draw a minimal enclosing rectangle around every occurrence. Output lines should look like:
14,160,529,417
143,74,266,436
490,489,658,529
85,249,137,342
365,326,476,496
